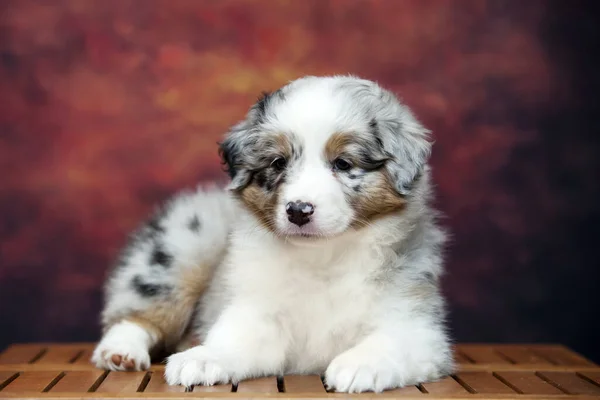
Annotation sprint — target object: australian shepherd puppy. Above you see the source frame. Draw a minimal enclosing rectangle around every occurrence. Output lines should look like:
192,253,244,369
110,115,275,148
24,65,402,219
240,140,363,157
92,75,454,393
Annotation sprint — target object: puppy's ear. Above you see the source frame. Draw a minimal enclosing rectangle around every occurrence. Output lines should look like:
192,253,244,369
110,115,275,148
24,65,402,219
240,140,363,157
218,91,275,191
218,123,252,191
376,90,432,196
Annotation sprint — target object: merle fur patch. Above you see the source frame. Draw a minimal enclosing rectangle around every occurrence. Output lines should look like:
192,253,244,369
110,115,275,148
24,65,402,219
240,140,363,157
254,91,273,124
150,243,173,268
131,275,170,297
422,271,437,285
369,118,384,149
188,215,201,232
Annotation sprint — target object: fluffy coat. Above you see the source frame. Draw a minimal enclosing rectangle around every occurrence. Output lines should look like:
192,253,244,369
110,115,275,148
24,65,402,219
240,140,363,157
92,75,454,393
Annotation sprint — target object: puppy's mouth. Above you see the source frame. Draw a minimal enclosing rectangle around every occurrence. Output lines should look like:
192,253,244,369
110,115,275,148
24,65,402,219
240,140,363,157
277,225,327,240
280,230,321,239
287,232,320,239
282,231,327,246
279,226,344,241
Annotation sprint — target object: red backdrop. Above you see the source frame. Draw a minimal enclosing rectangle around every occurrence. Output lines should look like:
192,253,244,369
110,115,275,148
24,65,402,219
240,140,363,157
1,0,599,362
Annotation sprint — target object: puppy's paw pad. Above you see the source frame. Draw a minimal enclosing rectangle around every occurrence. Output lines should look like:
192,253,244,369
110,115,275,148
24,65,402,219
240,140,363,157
165,347,230,387
92,341,150,371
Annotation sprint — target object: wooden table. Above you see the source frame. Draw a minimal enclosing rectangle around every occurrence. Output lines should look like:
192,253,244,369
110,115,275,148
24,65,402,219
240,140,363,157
0,343,599,399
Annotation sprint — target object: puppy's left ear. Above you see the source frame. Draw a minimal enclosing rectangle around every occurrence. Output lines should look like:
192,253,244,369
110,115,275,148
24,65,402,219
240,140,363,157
377,91,432,196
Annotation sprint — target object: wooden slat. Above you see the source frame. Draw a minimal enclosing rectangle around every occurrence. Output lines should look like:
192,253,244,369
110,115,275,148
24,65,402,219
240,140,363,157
0,345,45,364
495,371,564,395
421,376,470,394
535,346,596,366
495,346,553,365
385,385,424,395
34,345,83,364
539,371,600,395
94,371,147,393
48,370,106,392
143,372,186,393
458,346,512,364
456,371,516,394
71,348,94,366
1,371,61,393
283,375,325,393
236,376,279,393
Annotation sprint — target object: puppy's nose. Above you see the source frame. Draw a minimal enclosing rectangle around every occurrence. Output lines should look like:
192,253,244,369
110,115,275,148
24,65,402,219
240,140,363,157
286,201,314,227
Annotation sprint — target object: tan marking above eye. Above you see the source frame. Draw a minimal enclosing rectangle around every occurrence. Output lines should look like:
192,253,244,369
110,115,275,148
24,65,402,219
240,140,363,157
324,132,354,161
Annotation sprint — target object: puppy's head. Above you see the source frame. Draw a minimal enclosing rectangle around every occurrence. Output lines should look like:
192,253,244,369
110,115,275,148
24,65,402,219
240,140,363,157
219,76,431,239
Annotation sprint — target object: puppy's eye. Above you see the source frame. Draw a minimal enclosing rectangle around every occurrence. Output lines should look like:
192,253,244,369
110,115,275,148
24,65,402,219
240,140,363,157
270,157,287,171
333,158,352,171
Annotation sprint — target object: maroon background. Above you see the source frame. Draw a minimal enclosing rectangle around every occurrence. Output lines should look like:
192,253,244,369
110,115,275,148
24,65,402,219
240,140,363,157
1,1,599,362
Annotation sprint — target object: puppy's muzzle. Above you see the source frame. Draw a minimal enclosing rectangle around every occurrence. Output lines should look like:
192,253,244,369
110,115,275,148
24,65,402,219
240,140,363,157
286,201,314,227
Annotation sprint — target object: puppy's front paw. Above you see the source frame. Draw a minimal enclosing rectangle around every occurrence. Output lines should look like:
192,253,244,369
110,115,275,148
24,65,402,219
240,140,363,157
325,348,397,393
92,338,150,372
165,346,231,387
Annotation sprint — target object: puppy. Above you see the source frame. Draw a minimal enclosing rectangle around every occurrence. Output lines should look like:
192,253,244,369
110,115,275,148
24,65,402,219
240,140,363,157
92,75,454,393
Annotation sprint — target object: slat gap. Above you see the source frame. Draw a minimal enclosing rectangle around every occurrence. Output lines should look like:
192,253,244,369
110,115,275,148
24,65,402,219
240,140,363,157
68,350,85,364
576,372,600,389
41,372,65,392
28,348,47,363
530,349,558,365
457,350,475,364
492,371,523,394
276,376,285,393
416,383,428,393
450,374,476,394
0,372,20,391
137,371,152,392
87,370,109,392
535,371,570,394
494,349,516,364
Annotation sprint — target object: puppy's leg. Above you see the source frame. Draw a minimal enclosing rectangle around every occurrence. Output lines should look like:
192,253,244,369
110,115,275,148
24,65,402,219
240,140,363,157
165,304,287,386
324,312,453,393
93,187,236,371
92,320,158,371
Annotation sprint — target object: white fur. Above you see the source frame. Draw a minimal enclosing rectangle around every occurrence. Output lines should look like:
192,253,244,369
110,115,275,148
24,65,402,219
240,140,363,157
166,208,450,392
98,76,452,393
92,320,158,371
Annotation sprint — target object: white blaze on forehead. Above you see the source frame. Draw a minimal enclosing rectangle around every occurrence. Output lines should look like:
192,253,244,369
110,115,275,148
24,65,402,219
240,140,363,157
264,79,368,160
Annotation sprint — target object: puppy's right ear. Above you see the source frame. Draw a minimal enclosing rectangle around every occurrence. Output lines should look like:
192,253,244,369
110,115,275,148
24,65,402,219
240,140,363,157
219,91,276,191
218,121,253,192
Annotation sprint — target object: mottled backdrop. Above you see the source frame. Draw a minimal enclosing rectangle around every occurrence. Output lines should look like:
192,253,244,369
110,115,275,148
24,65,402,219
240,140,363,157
1,0,599,362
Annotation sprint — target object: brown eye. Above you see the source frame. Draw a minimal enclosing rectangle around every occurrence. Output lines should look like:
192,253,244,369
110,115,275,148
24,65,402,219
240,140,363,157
271,157,287,171
333,158,352,171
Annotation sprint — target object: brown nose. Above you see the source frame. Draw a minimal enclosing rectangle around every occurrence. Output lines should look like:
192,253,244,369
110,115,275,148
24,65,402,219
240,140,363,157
286,201,314,226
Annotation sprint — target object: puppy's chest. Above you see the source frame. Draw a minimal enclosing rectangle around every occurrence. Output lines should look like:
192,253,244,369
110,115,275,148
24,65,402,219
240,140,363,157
231,248,380,362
